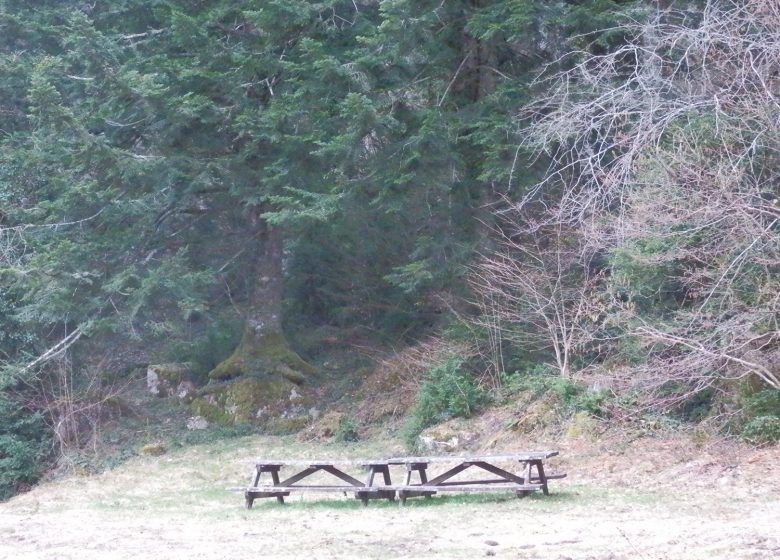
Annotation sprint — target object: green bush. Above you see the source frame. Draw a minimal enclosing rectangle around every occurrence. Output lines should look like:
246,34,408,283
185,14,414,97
0,398,50,501
741,416,780,446
334,417,360,443
401,358,486,449
500,369,610,417
743,388,780,417
739,388,780,446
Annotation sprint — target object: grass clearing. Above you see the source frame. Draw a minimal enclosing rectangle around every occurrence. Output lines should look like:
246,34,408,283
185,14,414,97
1,433,778,559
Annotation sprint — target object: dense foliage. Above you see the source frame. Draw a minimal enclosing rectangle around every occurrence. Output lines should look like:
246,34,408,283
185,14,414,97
1,0,777,495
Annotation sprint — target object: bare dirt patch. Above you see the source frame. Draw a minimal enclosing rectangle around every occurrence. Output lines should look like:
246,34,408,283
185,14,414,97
1,433,778,560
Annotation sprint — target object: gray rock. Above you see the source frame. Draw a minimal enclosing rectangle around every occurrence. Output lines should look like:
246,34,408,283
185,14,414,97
186,416,209,430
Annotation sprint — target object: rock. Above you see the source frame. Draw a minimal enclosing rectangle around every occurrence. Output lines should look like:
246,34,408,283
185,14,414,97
417,421,478,453
146,368,162,396
138,442,166,456
186,416,209,430
146,363,192,398
176,381,197,403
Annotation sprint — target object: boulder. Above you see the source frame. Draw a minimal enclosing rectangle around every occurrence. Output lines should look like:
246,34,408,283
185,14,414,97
510,393,563,434
176,381,197,403
186,416,209,430
147,363,192,398
417,420,478,453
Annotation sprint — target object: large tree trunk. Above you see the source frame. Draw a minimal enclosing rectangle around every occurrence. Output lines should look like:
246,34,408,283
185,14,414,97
208,214,313,383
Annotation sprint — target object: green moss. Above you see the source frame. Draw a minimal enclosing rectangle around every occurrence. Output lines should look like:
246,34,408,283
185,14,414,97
191,374,312,426
224,376,291,424
149,363,191,384
209,331,315,382
138,442,166,456
190,395,233,425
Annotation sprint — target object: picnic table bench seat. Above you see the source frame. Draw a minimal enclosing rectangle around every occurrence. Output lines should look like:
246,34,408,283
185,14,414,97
237,451,565,507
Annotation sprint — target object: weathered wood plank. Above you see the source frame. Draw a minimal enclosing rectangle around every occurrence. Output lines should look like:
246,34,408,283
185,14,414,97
534,472,566,480
399,483,543,492
388,452,559,464
244,483,543,493
247,451,559,467
467,461,527,484
246,485,362,492
436,478,512,486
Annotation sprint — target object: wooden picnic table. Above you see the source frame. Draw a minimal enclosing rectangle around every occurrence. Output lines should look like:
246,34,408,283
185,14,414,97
238,452,564,508
386,452,562,504
242,459,396,508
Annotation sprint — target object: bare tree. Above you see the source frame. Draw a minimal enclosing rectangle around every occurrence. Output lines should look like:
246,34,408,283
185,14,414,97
473,223,606,378
506,0,779,395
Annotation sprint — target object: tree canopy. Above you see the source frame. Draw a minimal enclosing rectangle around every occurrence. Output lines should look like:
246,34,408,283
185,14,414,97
1,0,778,497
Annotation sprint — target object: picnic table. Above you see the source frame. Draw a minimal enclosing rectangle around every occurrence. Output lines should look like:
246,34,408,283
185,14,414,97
238,451,564,508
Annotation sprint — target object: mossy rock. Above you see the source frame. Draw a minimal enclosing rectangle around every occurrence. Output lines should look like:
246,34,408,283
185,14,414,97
191,374,313,427
566,411,601,440
138,442,166,456
147,363,194,397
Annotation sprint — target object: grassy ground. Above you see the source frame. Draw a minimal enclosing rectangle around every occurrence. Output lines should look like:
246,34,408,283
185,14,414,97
1,432,778,560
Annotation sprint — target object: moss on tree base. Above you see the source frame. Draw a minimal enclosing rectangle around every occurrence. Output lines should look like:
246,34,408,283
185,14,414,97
208,331,315,383
191,374,313,426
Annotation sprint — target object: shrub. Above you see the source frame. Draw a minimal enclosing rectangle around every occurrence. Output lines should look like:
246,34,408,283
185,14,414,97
401,358,485,449
500,369,610,418
741,416,780,446
0,398,50,501
334,417,359,443
743,388,780,417
739,388,780,446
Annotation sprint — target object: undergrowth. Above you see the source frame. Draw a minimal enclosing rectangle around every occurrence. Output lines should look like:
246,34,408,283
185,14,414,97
400,357,486,449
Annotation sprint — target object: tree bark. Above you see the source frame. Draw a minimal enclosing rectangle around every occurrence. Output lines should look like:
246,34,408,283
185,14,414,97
208,212,313,383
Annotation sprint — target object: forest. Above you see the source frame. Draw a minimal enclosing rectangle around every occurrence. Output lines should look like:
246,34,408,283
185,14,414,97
1,0,778,501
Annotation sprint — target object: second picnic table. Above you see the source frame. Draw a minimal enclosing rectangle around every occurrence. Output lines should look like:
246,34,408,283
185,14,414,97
242,451,564,508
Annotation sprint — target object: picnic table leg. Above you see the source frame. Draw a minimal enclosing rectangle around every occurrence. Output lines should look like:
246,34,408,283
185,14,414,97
533,460,549,495
245,467,262,509
516,461,534,499
399,463,435,505
360,467,376,506
381,465,395,502
271,468,285,504
399,468,413,506
417,466,433,500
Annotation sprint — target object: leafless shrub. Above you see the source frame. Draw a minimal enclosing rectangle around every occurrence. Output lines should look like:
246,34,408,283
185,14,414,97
17,354,132,465
472,223,608,378
491,0,778,397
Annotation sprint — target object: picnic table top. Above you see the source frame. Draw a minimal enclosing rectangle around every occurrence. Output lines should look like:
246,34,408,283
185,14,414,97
250,451,558,467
